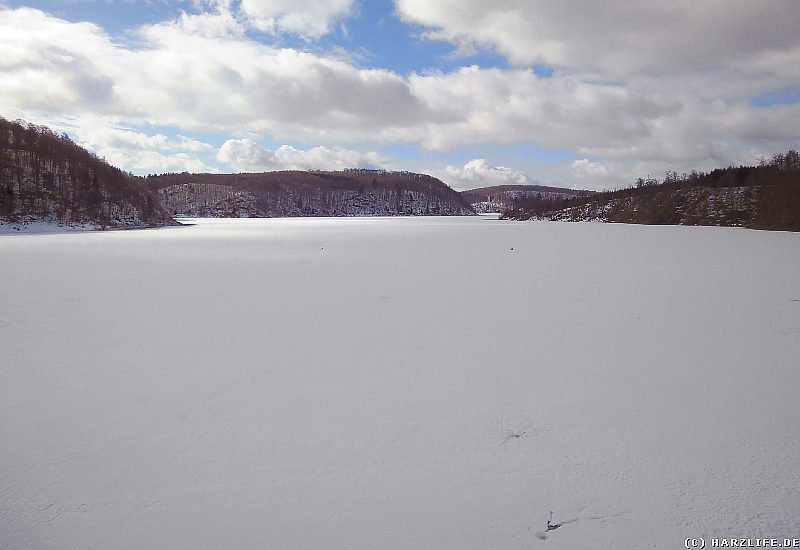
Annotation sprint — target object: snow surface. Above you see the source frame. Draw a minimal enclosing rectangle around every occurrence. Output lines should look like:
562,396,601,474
1,216,799,549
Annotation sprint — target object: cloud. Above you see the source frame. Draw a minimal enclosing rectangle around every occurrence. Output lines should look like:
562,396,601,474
563,158,630,190
1,5,799,190
217,138,389,171
443,159,530,190
407,66,680,152
171,4,245,39
72,122,218,174
571,159,611,177
394,0,800,82
239,0,355,39
0,8,440,136
0,9,119,115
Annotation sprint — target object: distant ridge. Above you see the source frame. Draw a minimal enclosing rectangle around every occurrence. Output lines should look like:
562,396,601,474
460,184,591,214
146,170,475,218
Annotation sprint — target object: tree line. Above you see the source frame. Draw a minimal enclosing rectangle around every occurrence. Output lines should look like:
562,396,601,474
145,170,474,217
0,116,172,227
502,151,800,231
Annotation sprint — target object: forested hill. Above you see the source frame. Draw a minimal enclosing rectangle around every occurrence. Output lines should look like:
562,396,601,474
501,151,800,231
0,117,175,229
146,170,474,217
460,184,591,213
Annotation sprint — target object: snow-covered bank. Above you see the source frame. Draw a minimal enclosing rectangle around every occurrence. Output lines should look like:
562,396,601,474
0,219,102,234
0,216,189,234
1,217,799,549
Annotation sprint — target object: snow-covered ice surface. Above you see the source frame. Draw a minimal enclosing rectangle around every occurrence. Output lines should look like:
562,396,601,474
1,217,799,549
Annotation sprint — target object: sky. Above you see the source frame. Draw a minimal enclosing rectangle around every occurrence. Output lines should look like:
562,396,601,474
1,0,799,190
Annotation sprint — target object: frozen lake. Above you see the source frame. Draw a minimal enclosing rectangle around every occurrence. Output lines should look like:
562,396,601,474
2,216,799,549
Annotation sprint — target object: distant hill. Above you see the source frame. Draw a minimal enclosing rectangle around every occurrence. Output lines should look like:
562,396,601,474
501,152,800,231
0,116,475,230
0,117,175,229
146,170,475,217
460,184,591,213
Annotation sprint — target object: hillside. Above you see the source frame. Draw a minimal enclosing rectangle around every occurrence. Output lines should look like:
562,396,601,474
147,170,474,218
501,151,800,231
0,117,175,230
460,184,590,213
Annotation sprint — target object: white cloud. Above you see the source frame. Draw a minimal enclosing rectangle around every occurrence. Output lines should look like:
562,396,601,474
172,5,245,39
217,138,389,171
562,159,630,190
72,122,218,174
394,0,800,83
571,159,611,177
0,8,438,137
0,9,119,115
407,66,680,152
239,0,355,39
443,159,530,190
1,5,799,190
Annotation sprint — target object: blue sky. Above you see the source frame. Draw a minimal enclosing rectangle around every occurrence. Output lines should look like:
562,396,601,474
1,0,799,190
